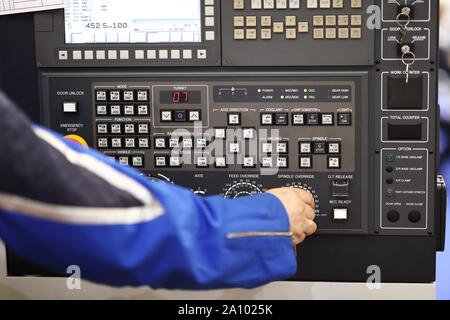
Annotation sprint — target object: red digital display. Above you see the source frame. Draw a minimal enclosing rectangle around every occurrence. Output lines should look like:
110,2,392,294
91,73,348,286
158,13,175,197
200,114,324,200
172,91,189,103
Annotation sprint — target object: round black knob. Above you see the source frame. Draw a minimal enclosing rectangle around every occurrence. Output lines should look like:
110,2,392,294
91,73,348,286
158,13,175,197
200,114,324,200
408,211,422,223
386,166,394,173
386,178,394,185
387,210,400,223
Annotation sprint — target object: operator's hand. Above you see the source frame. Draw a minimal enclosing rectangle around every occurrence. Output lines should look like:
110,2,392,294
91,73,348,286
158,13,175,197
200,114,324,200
266,188,317,245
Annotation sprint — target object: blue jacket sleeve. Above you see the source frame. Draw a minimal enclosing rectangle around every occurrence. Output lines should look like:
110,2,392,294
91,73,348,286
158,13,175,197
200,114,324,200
0,128,297,290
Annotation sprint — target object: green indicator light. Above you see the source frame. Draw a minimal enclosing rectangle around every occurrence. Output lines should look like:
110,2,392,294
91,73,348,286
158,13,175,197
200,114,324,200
386,155,394,162
386,189,394,197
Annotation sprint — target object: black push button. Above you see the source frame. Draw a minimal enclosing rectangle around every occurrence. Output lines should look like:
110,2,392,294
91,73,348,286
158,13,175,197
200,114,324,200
408,210,422,223
313,142,327,154
387,122,422,140
387,76,423,110
174,110,187,122
387,210,400,223
337,113,352,126
275,113,289,125
306,113,320,125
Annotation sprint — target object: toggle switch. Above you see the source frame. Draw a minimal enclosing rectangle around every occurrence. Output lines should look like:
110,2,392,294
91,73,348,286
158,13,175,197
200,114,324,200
332,180,349,198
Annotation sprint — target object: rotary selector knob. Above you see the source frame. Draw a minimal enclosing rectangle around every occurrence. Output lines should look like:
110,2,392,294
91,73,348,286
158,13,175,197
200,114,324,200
223,181,263,199
193,188,207,196
285,182,320,215
146,173,172,183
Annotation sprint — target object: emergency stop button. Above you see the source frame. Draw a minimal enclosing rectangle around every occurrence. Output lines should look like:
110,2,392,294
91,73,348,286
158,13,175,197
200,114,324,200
63,102,78,113
333,208,348,220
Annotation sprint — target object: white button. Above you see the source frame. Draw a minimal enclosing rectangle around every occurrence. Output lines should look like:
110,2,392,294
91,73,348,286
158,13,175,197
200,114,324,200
155,138,167,148
119,157,129,166
183,138,193,148
215,157,227,167
97,138,108,148
320,0,331,8
139,138,149,148
307,0,318,8
110,91,120,101
205,6,215,15
243,128,255,139
262,142,273,153
205,17,215,26
262,157,273,167
277,0,287,8
135,50,145,59
63,102,77,113
251,0,262,9
189,110,201,121
138,124,149,134
205,0,214,4
155,156,167,167
183,49,192,59
215,128,226,139
108,50,117,60
111,138,122,148
333,208,348,220
169,138,180,148
229,142,240,153
293,114,305,125
97,124,108,134
125,138,135,148
125,123,135,133
84,50,94,60
58,50,68,60
197,138,207,148
228,113,241,125
96,50,106,60
110,105,121,115
264,0,274,8
289,0,300,8
73,50,82,60
243,157,256,167
159,50,168,59
171,50,180,59
328,156,341,168
205,31,215,41
123,91,134,101
321,114,334,125
261,113,273,125
147,50,157,59
111,124,121,134
96,105,107,115
132,156,144,167
300,156,312,168
276,142,288,153
277,157,288,168
300,143,312,154
96,91,107,101
196,156,208,167
137,91,148,101
138,105,149,115
328,142,340,154
170,157,181,167
119,50,129,60
161,111,172,121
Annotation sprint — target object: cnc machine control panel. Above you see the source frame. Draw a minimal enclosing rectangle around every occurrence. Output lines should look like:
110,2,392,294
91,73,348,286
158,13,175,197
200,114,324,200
23,0,446,282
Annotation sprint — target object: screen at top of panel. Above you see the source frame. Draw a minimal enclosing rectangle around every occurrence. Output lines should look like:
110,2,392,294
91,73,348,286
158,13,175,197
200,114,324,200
64,0,202,44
